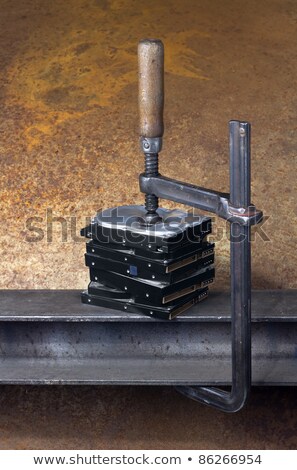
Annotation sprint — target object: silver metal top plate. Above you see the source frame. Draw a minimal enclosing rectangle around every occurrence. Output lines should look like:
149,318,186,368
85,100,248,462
94,205,209,238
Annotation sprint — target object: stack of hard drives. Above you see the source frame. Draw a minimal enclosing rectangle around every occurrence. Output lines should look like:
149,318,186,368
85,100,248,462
81,205,215,320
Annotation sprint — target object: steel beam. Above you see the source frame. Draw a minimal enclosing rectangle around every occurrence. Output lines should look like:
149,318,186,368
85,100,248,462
0,290,296,385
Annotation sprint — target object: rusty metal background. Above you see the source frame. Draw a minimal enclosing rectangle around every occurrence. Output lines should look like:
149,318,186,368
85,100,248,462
0,0,297,450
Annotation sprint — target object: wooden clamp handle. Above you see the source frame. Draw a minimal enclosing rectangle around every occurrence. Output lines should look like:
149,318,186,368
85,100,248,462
138,39,164,139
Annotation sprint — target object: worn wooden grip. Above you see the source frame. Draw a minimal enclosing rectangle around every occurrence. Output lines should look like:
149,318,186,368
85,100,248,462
138,39,164,138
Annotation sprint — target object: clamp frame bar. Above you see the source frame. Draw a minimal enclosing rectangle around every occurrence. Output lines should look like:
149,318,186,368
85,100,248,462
139,174,262,226
139,120,261,412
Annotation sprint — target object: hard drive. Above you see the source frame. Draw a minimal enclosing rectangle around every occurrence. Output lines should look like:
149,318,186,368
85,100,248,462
88,237,213,260
86,240,214,272
81,286,209,320
85,250,214,284
88,266,214,306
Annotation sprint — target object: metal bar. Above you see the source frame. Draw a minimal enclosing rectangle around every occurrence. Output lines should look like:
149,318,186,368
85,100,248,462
139,175,262,226
0,290,297,322
229,120,251,407
176,121,252,412
140,173,228,213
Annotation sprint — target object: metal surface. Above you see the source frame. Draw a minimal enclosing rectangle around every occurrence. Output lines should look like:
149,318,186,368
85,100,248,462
0,290,296,385
2,0,296,297
1,289,297,322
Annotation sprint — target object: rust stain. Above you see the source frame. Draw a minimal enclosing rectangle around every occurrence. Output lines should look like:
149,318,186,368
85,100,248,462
5,0,209,149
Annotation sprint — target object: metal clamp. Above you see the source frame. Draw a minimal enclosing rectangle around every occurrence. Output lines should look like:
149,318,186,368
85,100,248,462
140,120,262,412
